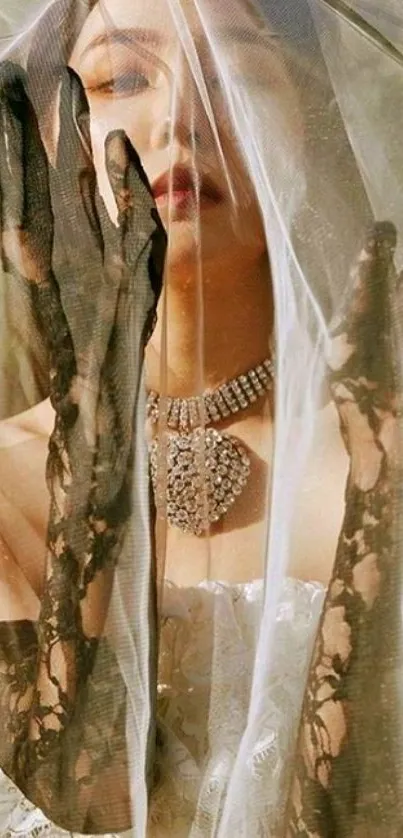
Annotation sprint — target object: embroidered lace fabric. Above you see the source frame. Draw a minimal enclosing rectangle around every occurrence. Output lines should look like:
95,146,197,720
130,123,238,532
0,577,324,837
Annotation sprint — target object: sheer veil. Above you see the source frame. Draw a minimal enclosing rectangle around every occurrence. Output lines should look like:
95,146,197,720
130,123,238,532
0,1,402,836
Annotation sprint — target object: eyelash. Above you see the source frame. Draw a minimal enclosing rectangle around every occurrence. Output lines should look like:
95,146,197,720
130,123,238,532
88,71,150,98
86,69,253,101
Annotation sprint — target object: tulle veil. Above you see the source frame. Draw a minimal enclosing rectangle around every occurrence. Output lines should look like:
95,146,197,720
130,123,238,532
0,0,402,835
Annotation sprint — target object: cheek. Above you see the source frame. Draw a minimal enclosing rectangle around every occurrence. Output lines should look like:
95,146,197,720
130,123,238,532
219,137,263,236
88,96,151,148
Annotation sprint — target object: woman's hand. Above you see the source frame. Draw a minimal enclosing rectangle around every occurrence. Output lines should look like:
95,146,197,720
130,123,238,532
0,62,165,831
287,223,403,837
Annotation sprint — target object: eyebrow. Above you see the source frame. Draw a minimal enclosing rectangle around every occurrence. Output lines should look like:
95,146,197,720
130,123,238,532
80,27,165,58
80,23,278,59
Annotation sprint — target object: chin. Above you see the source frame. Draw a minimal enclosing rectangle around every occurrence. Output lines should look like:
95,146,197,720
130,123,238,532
161,209,264,282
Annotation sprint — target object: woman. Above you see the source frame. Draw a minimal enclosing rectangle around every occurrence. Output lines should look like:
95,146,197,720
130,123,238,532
0,0,401,835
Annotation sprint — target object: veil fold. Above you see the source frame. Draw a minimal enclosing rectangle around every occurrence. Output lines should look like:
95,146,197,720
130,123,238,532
0,1,401,836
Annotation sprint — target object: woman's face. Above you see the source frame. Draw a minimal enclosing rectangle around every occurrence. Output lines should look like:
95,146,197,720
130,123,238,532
70,0,301,275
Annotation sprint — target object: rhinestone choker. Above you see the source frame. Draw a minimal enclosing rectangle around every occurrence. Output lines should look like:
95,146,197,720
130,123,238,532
147,357,274,536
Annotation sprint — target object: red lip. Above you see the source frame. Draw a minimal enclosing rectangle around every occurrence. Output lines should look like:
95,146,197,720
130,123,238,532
151,166,223,206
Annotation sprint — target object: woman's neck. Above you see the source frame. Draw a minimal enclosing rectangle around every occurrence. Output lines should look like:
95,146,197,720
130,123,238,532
146,254,273,397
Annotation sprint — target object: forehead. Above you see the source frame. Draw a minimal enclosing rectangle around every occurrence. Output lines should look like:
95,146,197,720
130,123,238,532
73,0,266,55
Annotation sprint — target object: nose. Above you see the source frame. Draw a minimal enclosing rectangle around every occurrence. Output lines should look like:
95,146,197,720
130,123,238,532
150,54,209,152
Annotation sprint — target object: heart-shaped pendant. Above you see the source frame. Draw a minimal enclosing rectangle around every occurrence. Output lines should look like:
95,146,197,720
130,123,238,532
149,427,251,535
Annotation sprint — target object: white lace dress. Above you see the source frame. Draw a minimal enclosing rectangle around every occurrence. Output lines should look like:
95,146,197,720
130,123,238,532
0,578,324,838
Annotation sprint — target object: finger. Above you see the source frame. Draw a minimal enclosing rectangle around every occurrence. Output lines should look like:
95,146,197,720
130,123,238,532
104,129,153,215
52,68,109,378
93,132,165,501
103,130,166,295
57,66,93,163
0,62,52,274
55,67,102,250
0,63,24,231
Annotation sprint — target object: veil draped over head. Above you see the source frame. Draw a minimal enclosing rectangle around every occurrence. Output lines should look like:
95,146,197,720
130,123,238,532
0,0,402,836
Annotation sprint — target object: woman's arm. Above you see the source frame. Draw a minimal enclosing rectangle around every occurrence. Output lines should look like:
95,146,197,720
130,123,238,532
287,223,401,836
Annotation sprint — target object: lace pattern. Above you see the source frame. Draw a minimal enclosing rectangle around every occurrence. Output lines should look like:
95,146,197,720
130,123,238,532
149,577,324,837
0,577,325,837
0,767,126,838
287,224,403,835
0,62,165,832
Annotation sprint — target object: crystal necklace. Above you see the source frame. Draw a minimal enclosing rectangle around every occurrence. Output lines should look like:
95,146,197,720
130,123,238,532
147,358,274,536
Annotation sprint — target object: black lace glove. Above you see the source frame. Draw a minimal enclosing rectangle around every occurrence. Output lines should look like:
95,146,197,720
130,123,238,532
287,223,403,837
0,62,165,832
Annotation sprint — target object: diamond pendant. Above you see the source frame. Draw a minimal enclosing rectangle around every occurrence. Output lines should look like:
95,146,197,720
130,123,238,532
149,427,251,536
